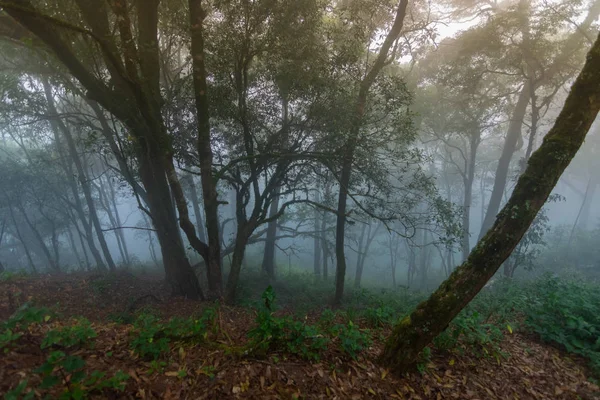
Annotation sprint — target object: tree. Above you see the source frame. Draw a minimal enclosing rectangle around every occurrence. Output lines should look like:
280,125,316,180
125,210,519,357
333,0,409,305
380,31,600,373
2,0,212,298
478,0,600,238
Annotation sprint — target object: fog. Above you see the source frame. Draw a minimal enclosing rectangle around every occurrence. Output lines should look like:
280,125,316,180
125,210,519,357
1,0,599,295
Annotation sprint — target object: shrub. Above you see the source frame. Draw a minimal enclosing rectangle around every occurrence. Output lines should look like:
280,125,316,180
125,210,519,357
248,286,329,360
522,275,600,377
129,309,216,360
433,310,505,360
1,303,53,352
42,319,97,349
330,321,371,360
33,350,128,399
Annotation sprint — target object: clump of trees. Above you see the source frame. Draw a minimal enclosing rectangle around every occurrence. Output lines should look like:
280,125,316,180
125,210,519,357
1,0,599,373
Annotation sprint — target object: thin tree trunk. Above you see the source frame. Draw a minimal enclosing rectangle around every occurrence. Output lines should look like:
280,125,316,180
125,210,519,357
189,0,223,298
461,134,478,261
567,176,593,254
577,177,597,230
479,83,530,239
73,221,91,270
322,240,329,280
380,34,600,373
105,176,131,264
185,174,207,243
333,0,409,305
225,226,252,303
353,223,368,288
95,178,126,264
18,206,59,272
313,208,322,276
66,227,83,270
43,81,116,272
354,222,382,288
8,204,37,274
88,101,149,205
261,189,281,281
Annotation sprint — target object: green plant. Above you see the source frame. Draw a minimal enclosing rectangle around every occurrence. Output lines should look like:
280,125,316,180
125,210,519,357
522,275,600,377
318,309,336,329
130,309,216,360
147,360,167,375
362,305,396,328
330,321,371,360
248,286,329,360
0,270,28,282
433,310,504,360
33,350,129,399
42,319,97,349
0,329,23,353
417,346,432,374
4,380,34,400
1,303,53,351
130,313,170,360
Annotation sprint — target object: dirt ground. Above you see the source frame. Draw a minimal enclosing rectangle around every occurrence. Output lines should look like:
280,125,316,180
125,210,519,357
1,272,598,399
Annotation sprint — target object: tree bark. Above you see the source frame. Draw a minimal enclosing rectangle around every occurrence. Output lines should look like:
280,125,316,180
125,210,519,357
105,176,131,264
95,177,127,264
354,222,382,288
479,0,600,239
8,204,37,274
461,133,479,261
313,209,322,276
5,0,203,298
188,0,223,298
66,226,83,270
43,81,116,272
380,33,600,373
479,83,530,239
334,0,409,305
261,189,281,281
185,174,207,243
225,225,252,303
18,206,59,272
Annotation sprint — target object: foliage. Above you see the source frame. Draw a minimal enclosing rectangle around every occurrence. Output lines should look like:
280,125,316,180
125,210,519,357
130,308,216,360
0,270,29,282
522,275,600,377
42,319,97,349
1,303,52,351
33,350,128,399
329,321,371,360
248,286,329,361
130,313,171,360
433,310,505,360
362,305,396,328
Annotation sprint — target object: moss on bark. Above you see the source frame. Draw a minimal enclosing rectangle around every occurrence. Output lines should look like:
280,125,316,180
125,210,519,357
380,32,600,373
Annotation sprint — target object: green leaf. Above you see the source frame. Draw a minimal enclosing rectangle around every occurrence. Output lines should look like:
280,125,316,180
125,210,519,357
62,355,85,372
39,375,60,389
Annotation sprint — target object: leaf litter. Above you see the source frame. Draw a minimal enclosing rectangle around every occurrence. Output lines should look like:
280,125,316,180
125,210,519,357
1,273,598,399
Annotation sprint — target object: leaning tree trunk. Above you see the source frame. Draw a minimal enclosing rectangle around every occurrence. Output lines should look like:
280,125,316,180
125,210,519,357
380,33,600,373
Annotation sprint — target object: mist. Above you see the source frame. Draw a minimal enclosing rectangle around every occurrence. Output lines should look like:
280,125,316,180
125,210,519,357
1,0,600,398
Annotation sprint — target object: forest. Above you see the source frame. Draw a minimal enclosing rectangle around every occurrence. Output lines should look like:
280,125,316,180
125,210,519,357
0,0,600,398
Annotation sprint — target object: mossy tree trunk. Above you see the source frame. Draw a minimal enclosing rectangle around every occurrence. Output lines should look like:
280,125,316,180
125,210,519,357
380,32,600,373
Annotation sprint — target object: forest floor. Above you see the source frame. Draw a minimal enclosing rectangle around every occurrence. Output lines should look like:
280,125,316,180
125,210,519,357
1,272,599,399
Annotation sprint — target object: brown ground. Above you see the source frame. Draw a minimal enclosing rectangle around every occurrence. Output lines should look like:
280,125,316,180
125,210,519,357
1,273,598,399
